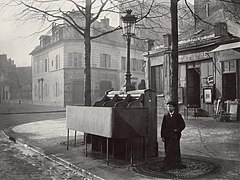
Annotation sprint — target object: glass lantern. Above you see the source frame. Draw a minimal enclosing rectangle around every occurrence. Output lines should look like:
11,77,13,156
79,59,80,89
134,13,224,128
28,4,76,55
121,9,137,37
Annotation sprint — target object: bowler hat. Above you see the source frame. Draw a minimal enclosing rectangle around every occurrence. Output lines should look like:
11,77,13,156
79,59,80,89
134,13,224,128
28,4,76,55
166,100,177,107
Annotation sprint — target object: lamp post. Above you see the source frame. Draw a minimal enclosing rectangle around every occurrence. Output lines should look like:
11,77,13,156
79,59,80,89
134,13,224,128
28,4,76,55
121,9,137,92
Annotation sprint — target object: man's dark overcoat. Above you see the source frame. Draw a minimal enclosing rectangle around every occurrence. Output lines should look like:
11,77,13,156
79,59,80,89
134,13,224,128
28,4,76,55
161,111,185,165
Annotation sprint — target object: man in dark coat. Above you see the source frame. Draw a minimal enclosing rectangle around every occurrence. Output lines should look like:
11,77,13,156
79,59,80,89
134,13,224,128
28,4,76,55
161,100,185,170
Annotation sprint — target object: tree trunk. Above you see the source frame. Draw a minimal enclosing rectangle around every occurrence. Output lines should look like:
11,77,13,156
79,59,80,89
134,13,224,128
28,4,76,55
84,0,92,106
170,0,179,110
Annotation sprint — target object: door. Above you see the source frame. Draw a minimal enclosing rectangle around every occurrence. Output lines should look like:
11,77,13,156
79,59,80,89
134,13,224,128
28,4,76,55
222,73,236,101
72,80,84,105
187,68,200,107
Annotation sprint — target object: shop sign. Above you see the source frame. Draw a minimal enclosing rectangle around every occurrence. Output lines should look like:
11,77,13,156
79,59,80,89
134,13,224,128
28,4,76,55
179,51,209,63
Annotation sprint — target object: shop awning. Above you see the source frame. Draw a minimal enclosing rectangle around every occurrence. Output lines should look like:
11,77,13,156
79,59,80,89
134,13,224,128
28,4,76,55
210,41,240,53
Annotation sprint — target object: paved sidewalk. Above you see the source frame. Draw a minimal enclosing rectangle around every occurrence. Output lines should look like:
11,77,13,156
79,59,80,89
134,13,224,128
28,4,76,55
4,116,240,180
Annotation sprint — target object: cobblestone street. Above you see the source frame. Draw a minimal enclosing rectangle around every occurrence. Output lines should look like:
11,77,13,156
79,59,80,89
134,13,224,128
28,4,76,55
0,131,86,180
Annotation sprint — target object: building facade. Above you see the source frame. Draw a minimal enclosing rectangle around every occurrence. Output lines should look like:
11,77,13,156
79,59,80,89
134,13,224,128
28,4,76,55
30,16,146,107
0,54,15,103
146,0,240,117
0,54,32,103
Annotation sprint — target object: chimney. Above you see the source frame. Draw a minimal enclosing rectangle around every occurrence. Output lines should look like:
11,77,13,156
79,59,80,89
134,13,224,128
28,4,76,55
0,54,7,61
214,22,228,37
40,35,51,47
163,34,172,48
101,17,110,27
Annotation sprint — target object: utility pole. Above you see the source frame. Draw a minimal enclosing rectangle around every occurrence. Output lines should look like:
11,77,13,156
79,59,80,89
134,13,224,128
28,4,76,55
170,0,179,110
84,0,92,106
147,39,154,89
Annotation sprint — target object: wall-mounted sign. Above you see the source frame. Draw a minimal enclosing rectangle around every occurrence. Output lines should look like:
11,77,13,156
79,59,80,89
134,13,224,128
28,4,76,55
207,75,214,84
203,88,213,104
179,51,209,63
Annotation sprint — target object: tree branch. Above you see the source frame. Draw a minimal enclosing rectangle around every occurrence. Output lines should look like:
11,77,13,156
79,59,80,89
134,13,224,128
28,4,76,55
91,0,108,24
91,25,122,39
67,0,86,17
20,1,85,36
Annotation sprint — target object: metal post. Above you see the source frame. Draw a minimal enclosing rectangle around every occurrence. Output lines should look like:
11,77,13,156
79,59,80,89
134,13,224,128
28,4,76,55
125,36,132,92
107,138,109,166
67,129,69,150
74,130,77,147
85,133,88,157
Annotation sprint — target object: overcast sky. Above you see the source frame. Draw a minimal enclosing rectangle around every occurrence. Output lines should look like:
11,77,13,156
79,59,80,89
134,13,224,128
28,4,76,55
0,0,194,67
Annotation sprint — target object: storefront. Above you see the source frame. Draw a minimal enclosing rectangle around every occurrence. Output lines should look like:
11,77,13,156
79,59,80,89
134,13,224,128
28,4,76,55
209,42,240,120
147,37,240,117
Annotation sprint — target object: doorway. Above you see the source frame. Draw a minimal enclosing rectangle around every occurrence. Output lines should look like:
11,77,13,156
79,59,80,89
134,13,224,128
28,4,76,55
187,68,200,107
222,73,236,101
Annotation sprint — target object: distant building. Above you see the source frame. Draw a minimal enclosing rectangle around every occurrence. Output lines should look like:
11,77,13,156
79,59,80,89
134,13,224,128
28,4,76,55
0,54,32,103
145,0,240,116
10,66,32,103
30,13,146,107
0,54,15,102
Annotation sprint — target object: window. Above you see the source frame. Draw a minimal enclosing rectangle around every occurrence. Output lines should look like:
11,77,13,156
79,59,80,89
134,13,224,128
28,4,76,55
152,65,164,94
54,82,60,97
68,53,73,67
121,57,126,70
100,53,111,68
45,59,48,72
141,60,146,72
56,55,60,69
223,60,236,73
132,58,137,71
44,83,48,97
78,53,82,67
73,52,78,67
68,52,82,67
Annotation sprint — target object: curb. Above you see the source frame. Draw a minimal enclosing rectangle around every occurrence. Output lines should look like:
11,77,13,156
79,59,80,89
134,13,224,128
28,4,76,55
0,110,66,115
2,130,104,180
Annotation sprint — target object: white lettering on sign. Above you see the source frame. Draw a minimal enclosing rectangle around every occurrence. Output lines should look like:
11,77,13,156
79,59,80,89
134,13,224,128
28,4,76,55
179,51,209,63
179,34,215,45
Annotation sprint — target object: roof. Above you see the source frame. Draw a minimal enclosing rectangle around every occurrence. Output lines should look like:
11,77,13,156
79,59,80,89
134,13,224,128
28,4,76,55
210,41,240,53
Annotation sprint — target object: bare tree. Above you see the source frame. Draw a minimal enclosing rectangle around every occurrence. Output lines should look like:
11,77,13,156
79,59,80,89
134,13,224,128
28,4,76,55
1,0,155,106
